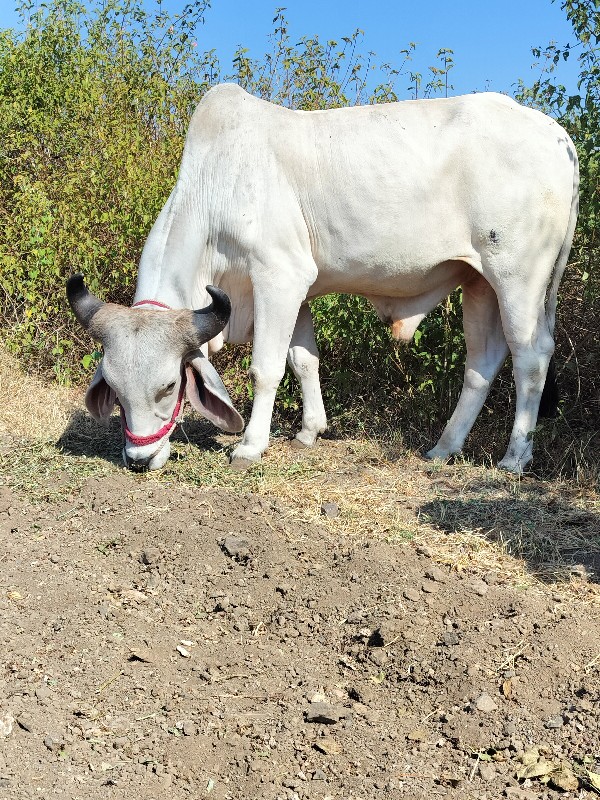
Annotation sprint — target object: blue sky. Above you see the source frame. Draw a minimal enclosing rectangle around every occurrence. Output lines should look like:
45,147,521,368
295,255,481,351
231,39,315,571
1,0,579,98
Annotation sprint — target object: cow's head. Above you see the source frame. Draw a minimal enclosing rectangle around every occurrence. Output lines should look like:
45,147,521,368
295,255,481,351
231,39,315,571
66,274,244,471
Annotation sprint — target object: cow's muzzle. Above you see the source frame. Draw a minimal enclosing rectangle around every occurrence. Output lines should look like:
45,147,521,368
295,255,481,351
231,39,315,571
124,452,152,472
122,441,172,471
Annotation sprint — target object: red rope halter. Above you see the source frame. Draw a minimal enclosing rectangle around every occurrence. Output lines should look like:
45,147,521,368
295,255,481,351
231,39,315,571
120,376,186,447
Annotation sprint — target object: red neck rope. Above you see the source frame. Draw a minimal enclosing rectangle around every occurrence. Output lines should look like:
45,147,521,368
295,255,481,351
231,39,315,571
120,377,186,447
132,299,171,310
120,298,186,447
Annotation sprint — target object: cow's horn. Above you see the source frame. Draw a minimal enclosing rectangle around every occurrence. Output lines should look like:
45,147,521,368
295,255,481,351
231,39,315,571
192,285,231,342
66,273,105,330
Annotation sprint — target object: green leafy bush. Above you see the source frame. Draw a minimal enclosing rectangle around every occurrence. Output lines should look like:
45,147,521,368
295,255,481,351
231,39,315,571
0,0,461,412
0,0,215,381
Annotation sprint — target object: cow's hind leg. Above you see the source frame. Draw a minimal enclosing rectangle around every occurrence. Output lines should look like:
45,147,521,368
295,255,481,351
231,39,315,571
426,273,508,462
287,304,327,447
495,291,555,474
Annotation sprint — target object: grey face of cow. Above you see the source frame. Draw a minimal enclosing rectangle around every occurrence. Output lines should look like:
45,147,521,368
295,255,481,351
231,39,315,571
66,275,244,471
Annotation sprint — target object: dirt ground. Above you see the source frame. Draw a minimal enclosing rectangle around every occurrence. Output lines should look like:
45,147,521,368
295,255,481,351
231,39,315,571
0,347,599,800
1,433,600,800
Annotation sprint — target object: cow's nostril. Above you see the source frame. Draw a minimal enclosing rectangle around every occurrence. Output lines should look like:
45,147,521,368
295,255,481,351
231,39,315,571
125,453,152,472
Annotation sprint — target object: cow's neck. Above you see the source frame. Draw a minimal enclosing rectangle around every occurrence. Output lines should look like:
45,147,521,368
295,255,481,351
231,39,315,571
133,185,212,310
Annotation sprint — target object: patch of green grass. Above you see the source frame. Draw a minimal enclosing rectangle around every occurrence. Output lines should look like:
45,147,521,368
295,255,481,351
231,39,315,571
385,527,416,543
0,439,114,501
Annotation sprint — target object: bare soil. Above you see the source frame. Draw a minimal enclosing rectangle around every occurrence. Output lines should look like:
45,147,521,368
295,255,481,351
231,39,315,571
1,445,600,800
1,348,599,799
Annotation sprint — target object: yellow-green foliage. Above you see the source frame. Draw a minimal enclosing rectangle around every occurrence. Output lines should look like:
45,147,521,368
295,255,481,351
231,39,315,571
0,0,461,425
0,0,214,381
515,0,600,297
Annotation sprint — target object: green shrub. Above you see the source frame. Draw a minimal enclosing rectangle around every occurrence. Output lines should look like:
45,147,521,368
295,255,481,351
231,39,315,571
0,0,215,381
0,0,461,410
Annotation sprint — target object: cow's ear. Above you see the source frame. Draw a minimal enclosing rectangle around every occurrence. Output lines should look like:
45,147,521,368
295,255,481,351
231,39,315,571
185,355,244,433
85,362,116,423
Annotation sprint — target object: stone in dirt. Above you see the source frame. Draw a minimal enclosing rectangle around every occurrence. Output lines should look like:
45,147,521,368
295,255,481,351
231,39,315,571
139,547,161,566
305,702,346,725
475,692,498,713
35,685,52,703
214,595,231,611
121,589,147,604
128,647,156,664
348,684,377,705
478,761,496,781
177,721,197,737
16,714,35,733
424,566,446,582
146,573,160,589
0,714,14,738
470,579,489,597
442,630,460,646
346,610,364,624
43,734,64,752
320,502,339,518
313,737,342,756
221,535,251,561
403,587,420,602
504,789,539,799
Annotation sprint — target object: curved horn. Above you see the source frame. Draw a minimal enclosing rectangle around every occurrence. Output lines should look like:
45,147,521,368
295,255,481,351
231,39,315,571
66,273,105,330
192,285,232,343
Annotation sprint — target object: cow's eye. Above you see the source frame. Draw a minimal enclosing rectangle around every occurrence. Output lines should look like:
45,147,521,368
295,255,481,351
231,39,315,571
157,381,177,401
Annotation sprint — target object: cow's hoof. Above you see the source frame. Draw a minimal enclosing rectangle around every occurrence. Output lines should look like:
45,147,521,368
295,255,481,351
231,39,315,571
423,447,450,463
290,436,311,450
497,458,525,475
230,456,259,471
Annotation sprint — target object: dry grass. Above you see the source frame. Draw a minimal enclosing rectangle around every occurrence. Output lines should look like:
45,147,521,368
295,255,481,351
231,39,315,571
160,430,600,599
1,346,599,602
0,347,82,440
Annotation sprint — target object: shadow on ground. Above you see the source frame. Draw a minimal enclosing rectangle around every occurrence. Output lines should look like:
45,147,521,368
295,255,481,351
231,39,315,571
56,409,227,464
419,486,600,585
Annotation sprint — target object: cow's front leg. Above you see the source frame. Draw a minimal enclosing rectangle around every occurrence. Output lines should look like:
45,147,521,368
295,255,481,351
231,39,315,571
230,282,310,469
287,304,327,447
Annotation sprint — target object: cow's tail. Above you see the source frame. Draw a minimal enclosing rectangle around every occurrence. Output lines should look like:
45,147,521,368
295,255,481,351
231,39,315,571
539,141,579,419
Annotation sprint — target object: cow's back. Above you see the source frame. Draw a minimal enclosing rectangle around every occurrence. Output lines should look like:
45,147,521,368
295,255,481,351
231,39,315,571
174,86,578,296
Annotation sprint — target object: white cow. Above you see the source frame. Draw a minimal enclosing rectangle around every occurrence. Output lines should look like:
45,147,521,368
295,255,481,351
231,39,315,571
67,84,579,473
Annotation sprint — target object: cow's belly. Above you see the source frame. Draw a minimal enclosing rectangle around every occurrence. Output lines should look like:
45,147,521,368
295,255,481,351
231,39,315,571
308,249,478,299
